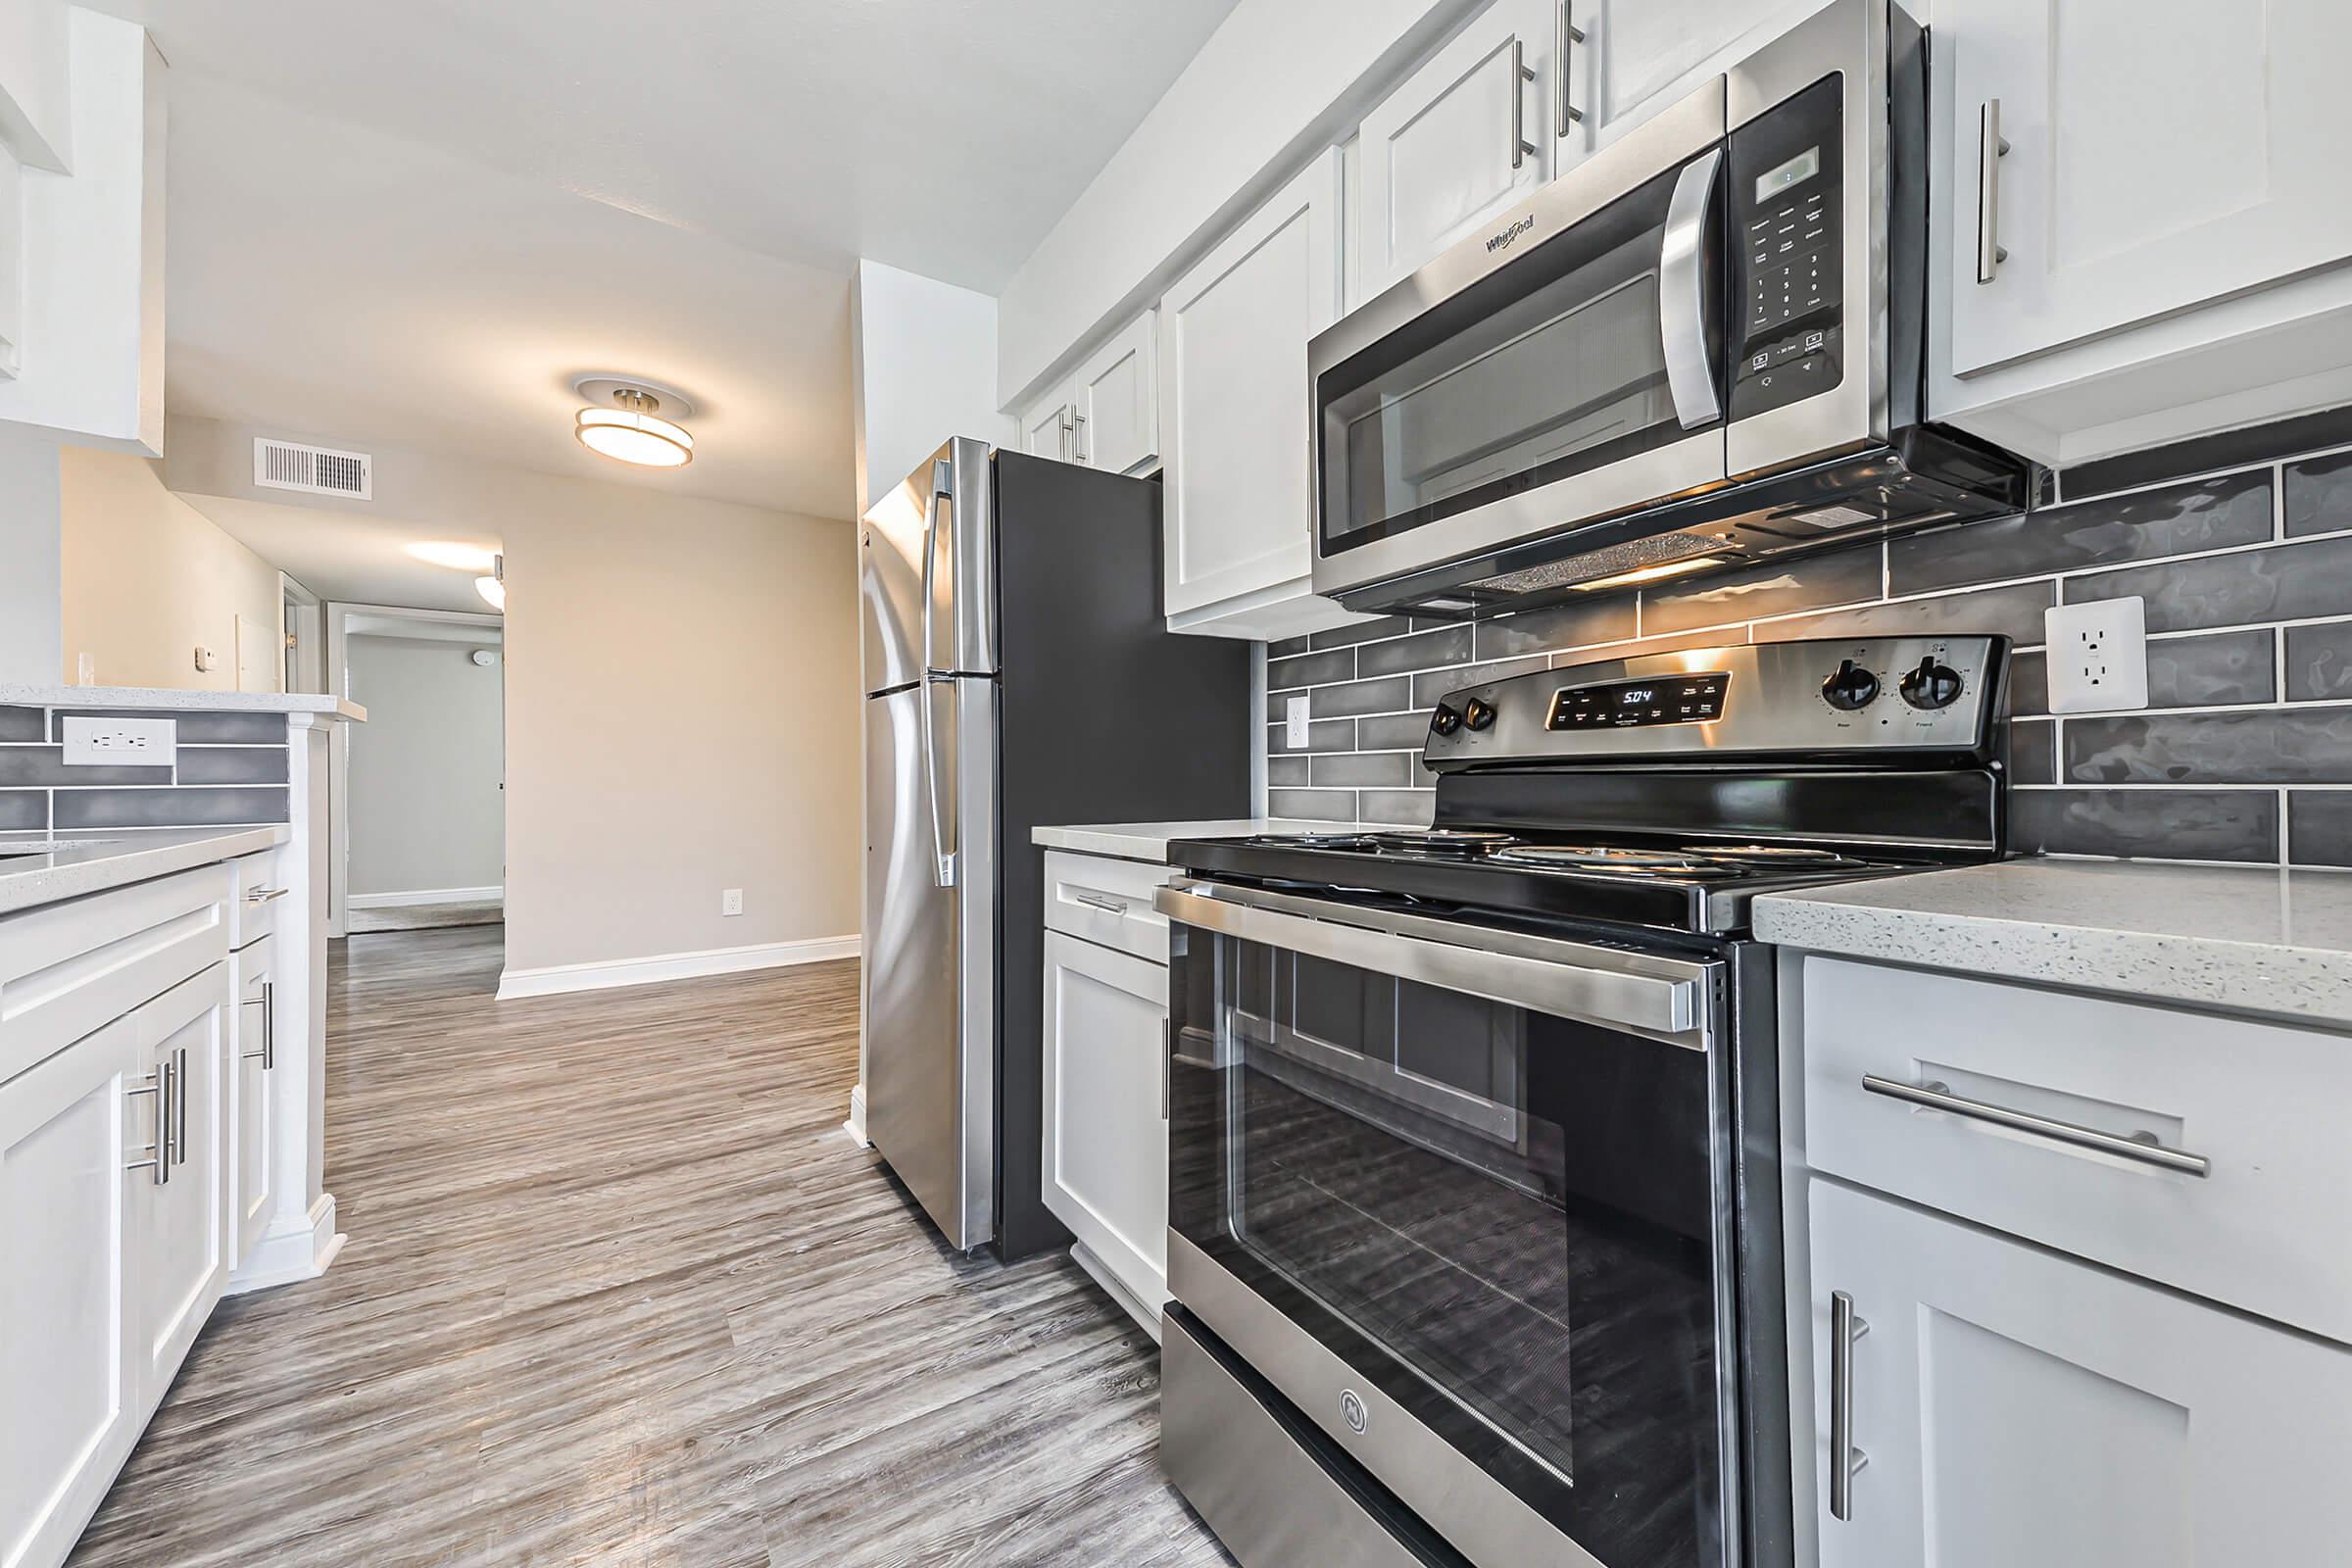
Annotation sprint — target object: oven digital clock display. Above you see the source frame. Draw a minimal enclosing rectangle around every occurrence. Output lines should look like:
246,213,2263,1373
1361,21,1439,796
1547,673,1731,730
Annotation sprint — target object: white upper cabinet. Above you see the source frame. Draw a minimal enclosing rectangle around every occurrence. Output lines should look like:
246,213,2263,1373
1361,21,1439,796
1358,0,1557,298
1016,381,1080,463
1160,149,1364,640
1945,0,2352,377
1074,310,1160,476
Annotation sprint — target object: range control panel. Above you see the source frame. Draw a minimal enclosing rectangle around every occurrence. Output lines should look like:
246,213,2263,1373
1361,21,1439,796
1728,73,1845,420
1547,673,1730,730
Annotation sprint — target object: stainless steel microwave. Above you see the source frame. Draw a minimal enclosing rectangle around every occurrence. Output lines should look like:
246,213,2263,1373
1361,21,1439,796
1309,0,2030,616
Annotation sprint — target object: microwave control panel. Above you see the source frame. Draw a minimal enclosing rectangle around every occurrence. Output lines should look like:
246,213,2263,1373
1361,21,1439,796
1728,74,1845,420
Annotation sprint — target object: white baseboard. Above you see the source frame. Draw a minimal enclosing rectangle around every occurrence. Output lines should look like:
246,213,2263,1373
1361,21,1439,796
843,1083,868,1145
347,885,503,909
1070,1240,1165,1345
226,1193,344,1296
496,934,860,1001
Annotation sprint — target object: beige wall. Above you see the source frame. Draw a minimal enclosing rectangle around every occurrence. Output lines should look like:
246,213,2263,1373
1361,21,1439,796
346,632,506,899
60,445,284,690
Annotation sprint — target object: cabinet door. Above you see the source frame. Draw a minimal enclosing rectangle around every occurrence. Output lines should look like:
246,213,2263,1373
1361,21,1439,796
0,1016,142,1568
1017,380,1080,464
1159,149,1342,619
129,968,231,1400
1358,0,1554,297
1945,0,2352,374
1041,930,1171,1319
1074,311,1159,475
1808,1180,2352,1568
230,939,277,1266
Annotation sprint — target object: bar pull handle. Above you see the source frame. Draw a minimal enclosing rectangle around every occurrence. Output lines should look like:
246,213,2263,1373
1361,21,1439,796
1160,1016,1174,1122
1555,3,1585,136
124,1068,166,1184
1071,410,1088,465
1510,39,1539,170
172,1046,189,1170
1072,893,1128,915
918,460,956,888
1058,406,1075,462
1976,99,2011,283
243,886,291,905
1829,1290,1871,1521
1658,147,1725,429
1861,1074,2211,1177
242,980,276,1069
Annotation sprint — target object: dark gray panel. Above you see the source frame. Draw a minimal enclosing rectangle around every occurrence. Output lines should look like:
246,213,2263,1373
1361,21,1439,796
0,791,44,830
1889,471,2272,594
1469,597,1638,662
2009,720,2055,785
2284,451,2352,538
1354,624,1472,678
176,746,292,785
1771,579,2054,646
1410,656,1549,709
2285,620,2352,702
0,748,170,786
1307,614,1414,650
2008,651,2047,716
2288,791,2352,867
1309,752,1414,789
48,708,288,743
2063,407,2352,504
1357,712,1438,751
1264,719,1356,756
1266,756,1310,787
2065,709,2352,784
54,787,289,828
1267,648,1355,690
2012,789,2278,862
1307,676,1413,719
1640,543,1881,635
2064,534,2352,633
1356,790,1435,826
0,707,41,742
1267,789,1356,822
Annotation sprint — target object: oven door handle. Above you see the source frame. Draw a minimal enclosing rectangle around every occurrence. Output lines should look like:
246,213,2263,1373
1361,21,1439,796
1154,884,1702,1041
1658,145,1724,430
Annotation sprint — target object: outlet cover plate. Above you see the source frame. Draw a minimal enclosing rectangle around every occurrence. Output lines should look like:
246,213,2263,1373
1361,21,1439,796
2044,597,2149,714
1285,695,1310,748
62,715,176,766
721,888,744,917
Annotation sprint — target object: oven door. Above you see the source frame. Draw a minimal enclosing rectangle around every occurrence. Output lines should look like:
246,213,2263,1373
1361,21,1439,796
1310,79,1732,603
1158,879,1735,1568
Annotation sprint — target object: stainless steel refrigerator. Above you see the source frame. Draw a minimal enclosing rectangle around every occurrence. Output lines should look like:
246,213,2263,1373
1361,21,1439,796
859,438,1247,1257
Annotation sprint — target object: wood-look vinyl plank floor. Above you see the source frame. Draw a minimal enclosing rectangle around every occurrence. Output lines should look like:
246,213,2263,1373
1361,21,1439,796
68,925,1232,1568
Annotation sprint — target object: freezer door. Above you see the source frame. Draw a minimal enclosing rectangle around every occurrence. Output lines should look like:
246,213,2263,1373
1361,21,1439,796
858,437,998,694
861,679,994,1250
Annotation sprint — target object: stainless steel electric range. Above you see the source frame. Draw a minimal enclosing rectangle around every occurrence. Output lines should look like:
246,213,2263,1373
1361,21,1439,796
1155,634,2012,1568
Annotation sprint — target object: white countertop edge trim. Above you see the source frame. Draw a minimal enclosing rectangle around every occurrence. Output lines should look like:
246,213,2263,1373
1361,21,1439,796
0,826,293,916
0,684,365,721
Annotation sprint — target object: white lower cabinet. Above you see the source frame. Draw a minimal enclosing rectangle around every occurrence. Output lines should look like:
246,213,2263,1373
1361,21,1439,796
1808,1179,2352,1568
125,967,232,1417
1041,927,1170,1335
229,937,277,1270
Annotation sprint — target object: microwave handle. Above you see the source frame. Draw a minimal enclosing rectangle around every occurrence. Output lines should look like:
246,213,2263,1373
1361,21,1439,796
1658,146,1724,430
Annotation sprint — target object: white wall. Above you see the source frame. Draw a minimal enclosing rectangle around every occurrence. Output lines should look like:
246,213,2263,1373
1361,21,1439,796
0,423,60,683
345,632,504,900
58,444,283,691
850,259,1011,515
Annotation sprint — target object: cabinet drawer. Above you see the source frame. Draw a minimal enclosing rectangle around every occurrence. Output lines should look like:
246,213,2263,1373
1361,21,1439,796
1800,956,2352,1343
0,868,230,1087
225,853,290,952
1043,851,1172,964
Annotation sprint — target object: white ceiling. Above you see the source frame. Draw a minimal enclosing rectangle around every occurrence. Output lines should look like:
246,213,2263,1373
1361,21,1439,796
87,0,1241,524
182,494,505,614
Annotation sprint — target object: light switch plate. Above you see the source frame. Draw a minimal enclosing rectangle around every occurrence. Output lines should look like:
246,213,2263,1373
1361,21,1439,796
62,715,176,766
2044,597,2149,713
1285,695,1310,748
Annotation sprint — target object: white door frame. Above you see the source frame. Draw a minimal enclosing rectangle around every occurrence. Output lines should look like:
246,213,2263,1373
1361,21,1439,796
325,602,506,938
279,575,325,696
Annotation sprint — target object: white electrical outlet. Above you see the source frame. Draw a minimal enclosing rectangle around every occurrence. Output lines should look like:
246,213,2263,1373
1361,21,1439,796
1285,695,1311,748
721,888,744,917
2044,597,2150,714
62,715,177,766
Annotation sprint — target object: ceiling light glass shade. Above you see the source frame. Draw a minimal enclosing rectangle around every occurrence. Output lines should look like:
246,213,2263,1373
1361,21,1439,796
475,574,507,611
407,541,500,571
576,406,694,466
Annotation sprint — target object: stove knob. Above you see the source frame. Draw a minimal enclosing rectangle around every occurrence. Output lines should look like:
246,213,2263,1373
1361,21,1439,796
1820,659,1881,711
1898,657,1965,710
1462,697,1497,731
1430,703,1463,737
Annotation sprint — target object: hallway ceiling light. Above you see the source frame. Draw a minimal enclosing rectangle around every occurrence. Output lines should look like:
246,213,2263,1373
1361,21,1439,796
406,541,500,572
574,380,694,468
476,554,506,612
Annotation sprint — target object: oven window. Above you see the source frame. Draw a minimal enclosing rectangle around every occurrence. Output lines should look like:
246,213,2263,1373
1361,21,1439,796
1171,929,1727,1566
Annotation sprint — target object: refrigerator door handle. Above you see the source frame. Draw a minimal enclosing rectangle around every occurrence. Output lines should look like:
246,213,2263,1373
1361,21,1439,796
919,463,957,887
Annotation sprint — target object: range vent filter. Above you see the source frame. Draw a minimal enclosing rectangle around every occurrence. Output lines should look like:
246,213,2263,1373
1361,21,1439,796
254,438,372,500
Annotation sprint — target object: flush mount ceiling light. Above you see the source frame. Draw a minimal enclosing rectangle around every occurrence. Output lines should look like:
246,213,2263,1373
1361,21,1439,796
572,374,695,468
476,554,506,612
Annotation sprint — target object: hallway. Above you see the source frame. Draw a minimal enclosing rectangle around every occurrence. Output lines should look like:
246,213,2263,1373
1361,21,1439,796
69,929,1226,1567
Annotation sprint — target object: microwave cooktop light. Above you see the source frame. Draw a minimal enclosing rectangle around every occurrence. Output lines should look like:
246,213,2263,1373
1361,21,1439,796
1570,556,1731,593
574,385,694,468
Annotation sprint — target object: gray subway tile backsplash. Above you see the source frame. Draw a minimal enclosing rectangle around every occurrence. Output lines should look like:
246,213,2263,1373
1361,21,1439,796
1310,751,1417,789
0,747,172,787
2010,721,2055,786
0,708,42,743
1357,712,1438,751
1265,718,1356,756
1641,540,1881,634
1267,756,1310,787
2062,533,2352,633
2288,791,2352,867
53,786,290,830
1355,624,1473,678
2013,788,2278,863
2283,451,2352,537
1267,648,1355,691
2065,709,2352,786
1308,614,1416,650
2284,620,2352,702
1267,788,1357,821
1773,579,2056,647
1470,598,1637,662
0,791,45,830
176,746,293,786
1889,471,2273,594
1412,655,1549,709
1357,789,1436,826
47,708,288,744
1309,675,1414,719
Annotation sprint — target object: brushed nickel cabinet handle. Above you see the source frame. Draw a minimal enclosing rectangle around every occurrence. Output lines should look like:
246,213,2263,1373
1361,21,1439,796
1556,2,1585,135
1071,410,1088,464
1072,892,1129,915
243,886,291,905
172,1046,189,1168
242,980,276,1069
124,1069,166,1183
1829,1291,1871,1521
1862,1074,2211,1177
1510,38,1539,170
1976,99,2011,283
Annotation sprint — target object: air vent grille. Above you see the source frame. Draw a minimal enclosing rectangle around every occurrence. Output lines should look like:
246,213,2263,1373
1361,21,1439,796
255,438,371,500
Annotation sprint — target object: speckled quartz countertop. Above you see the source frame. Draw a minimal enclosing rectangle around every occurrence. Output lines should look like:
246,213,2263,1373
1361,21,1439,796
1754,858,2352,1025
0,826,290,916
0,684,366,721
1032,819,1370,862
